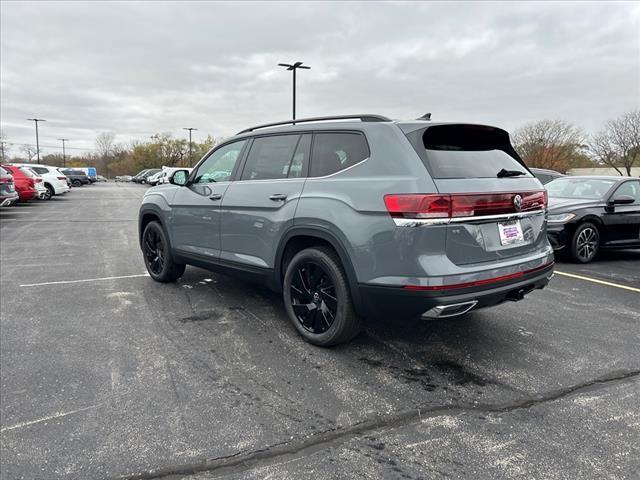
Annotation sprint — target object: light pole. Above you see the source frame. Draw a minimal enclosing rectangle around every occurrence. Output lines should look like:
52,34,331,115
27,118,46,163
58,138,69,167
183,127,197,166
277,62,310,120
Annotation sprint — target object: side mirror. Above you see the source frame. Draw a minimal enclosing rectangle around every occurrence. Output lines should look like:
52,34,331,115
170,170,189,186
609,195,635,205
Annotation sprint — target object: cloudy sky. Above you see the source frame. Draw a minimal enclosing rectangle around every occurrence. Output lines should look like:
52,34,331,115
1,1,638,156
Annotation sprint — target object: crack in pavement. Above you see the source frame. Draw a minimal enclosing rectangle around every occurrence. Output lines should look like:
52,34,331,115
112,368,640,480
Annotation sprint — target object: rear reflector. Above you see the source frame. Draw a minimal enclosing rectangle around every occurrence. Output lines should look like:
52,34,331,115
403,262,553,291
384,191,546,219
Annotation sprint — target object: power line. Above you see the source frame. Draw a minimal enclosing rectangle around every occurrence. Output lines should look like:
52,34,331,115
2,141,97,152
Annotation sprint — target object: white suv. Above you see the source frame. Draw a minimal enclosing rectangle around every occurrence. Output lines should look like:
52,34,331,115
12,164,70,200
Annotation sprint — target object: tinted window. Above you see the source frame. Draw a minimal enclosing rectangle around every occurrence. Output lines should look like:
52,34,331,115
535,174,550,184
194,140,246,184
546,178,616,199
310,132,369,177
289,134,311,178
408,124,530,179
613,181,640,204
32,167,48,174
241,135,300,181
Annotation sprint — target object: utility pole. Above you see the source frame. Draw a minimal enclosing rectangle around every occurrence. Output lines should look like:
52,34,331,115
277,62,311,120
58,138,69,167
183,127,197,166
27,118,46,163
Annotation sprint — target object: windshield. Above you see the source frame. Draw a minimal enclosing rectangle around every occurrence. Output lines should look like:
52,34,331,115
546,178,616,199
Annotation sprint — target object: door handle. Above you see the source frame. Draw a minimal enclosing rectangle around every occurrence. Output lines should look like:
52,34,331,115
209,193,222,201
269,194,288,201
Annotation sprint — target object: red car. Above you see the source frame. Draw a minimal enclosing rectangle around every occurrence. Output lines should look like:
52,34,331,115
0,166,20,206
1,164,38,202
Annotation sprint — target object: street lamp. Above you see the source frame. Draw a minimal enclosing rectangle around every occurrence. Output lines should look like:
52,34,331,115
277,62,310,120
27,118,46,163
57,138,69,167
183,127,197,166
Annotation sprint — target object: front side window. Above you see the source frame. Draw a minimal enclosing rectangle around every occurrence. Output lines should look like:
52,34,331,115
310,132,369,177
613,181,640,204
241,135,300,181
193,140,247,184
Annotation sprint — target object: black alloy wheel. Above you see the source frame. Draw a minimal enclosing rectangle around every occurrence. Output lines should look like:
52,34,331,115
290,261,338,334
571,222,600,263
143,226,165,275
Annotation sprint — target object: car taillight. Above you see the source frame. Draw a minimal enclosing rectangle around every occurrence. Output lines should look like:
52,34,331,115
384,191,547,219
34,178,42,183
57,176,67,181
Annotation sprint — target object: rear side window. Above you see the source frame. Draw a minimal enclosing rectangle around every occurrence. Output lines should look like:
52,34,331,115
408,124,530,179
32,167,48,175
241,134,300,181
310,132,369,177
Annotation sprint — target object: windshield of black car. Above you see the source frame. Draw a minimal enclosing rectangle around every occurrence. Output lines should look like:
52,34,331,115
546,178,616,199
411,124,531,179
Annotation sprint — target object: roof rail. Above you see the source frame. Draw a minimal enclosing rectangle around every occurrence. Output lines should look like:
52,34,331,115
237,114,392,135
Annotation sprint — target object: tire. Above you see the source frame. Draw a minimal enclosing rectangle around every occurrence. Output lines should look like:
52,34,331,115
43,185,54,200
142,221,185,282
283,246,362,346
570,222,600,263
72,179,82,187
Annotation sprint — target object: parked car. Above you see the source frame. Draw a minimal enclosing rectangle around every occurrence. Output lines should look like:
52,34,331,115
20,167,48,199
1,164,39,201
115,175,133,182
96,175,108,182
546,176,640,262
76,167,98,182
135,169,161,184
131,169,150,183
530,167,565,184
139,115,553,346
0,166,20,206
11,163,70,200
60,169,91,186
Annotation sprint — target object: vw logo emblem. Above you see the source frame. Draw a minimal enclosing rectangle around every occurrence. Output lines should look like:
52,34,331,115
513,194,523,211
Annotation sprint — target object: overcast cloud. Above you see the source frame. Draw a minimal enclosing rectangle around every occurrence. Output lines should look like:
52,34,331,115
1,1,638,155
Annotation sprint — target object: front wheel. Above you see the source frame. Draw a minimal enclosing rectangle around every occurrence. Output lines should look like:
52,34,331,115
142,221,185,282
283,247,362,347
570,222,600,263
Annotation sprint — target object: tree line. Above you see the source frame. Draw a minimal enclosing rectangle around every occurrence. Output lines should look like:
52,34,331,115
1,110,638,176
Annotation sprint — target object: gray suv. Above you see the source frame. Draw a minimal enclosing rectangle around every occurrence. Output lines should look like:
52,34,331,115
139,114,554,346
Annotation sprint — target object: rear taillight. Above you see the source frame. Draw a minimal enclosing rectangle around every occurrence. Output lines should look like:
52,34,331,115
35,178,42,183
384,191,547,220
57,176,67,181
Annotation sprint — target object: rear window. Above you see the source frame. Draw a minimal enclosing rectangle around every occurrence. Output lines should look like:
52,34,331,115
409,124,530,179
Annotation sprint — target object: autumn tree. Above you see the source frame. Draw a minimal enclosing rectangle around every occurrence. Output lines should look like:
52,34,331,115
512,120,593,173
590,110,640,176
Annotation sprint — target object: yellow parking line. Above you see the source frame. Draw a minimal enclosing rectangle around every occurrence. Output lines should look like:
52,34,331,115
555,271,640,293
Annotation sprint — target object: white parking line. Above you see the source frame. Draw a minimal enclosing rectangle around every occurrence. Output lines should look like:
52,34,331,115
555,271,640,293
1,404,99,432
20,273,150,288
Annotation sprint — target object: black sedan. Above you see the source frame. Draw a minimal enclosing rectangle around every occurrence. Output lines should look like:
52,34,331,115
546,176,640,262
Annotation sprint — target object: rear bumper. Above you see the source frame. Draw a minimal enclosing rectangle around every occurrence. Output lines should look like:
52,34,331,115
1,194,19,206
358,263,554,320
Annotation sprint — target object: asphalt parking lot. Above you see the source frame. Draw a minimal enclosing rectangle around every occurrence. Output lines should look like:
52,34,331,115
1,183,639,480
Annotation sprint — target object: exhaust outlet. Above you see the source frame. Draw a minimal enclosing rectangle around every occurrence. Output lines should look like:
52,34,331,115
421,300,478,319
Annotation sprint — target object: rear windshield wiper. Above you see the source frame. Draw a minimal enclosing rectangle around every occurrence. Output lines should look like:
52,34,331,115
497,168,526,178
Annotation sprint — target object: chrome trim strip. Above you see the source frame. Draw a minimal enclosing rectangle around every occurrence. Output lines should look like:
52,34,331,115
393,209,546,227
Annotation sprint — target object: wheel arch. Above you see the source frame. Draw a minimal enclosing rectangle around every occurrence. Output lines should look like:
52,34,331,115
274,227,365,316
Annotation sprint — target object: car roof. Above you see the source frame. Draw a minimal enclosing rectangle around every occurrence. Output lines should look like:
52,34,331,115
530,167,564,175
556,176,632,182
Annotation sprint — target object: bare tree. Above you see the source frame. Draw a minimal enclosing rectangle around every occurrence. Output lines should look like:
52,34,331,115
21,144,37,162
512,120,590,173
95,132,116,177
591,110,640,176
0,130,8,162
